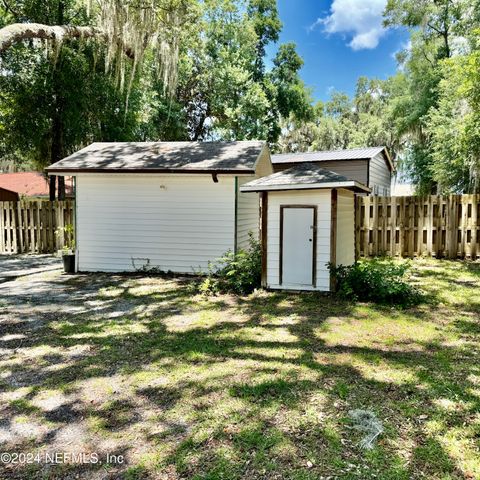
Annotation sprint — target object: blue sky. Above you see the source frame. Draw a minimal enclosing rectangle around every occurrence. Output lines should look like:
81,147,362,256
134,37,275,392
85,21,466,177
267,0,409,102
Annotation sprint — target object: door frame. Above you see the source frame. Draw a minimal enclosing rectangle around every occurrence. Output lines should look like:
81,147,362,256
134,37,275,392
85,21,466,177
279,205,318,287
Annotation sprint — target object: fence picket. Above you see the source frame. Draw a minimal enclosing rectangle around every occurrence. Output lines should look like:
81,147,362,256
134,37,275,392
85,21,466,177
2,196,479,258
472,196,478,259
0,200,74,254
355,194,480,259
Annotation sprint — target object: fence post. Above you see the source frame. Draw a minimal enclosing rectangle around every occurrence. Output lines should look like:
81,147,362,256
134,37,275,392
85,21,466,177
472,196,478,259
5,202,12,253
372,196,378,256
438,196,446,257
55,201,65,251
417,197,424,257
364,196,370,257
390,197,396,256
354,195,360,260
459,195,472,258
0,202,5,253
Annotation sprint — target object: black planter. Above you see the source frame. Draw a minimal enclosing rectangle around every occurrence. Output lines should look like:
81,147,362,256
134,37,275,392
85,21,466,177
62,254,76,273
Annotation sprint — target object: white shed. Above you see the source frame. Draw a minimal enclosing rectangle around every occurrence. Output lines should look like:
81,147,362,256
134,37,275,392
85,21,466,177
46,141,272,273
240,163,370,292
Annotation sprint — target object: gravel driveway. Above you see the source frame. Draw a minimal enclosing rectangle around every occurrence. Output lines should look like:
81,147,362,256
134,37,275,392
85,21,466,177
0,254,63,282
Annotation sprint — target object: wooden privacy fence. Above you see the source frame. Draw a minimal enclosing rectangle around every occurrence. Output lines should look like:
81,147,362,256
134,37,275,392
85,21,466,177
0,201,74,254
355,194,480,259
2,196,479,259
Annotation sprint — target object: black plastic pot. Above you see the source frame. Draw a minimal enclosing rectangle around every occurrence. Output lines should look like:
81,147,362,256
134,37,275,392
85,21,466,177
62,254,76,273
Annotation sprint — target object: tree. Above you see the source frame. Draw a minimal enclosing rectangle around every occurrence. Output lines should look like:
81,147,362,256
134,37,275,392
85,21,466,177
1,0,313,194
176,0,311,143
247,0,282,80
269,43,313,121
277,78,396,155
0,0,195,198
426,51,480,193
383,0,476,193
384,0,471,59
0,0,194,92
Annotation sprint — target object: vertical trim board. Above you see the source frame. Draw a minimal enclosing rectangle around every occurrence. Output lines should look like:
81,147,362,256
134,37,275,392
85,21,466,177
261,192,268,287
330,189,338,291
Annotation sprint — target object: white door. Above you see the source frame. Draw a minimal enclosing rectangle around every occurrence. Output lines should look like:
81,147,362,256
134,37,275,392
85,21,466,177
281,207,315,286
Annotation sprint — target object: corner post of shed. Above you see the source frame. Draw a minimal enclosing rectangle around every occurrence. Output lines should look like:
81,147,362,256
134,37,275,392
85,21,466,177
260,191,268,288
329,188,338,292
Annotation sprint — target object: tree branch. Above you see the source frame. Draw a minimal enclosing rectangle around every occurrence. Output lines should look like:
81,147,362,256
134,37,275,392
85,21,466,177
0,23,135,59
1,0,20,17
426,22,444,36
0,23,100,52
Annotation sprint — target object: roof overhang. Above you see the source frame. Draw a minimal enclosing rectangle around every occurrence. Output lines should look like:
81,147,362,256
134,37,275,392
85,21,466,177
45,168,256,176
382,148,395,172
240,180,371,194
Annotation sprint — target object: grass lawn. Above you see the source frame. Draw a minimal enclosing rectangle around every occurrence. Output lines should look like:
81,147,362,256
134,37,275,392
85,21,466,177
0,258,479,479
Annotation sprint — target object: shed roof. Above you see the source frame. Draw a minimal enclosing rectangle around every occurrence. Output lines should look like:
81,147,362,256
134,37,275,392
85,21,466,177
240,162,370,193
0,172,74,197
272,146,394,171
46,141,266,174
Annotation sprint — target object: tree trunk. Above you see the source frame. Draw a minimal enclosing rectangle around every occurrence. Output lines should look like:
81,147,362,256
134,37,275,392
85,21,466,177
49,175,56,201
50,2,66,202
58,176,65,200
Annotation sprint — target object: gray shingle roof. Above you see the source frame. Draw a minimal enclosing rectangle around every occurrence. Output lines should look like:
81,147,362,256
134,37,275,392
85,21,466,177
240,162,370,193
272,146,392,169
46,141,266,173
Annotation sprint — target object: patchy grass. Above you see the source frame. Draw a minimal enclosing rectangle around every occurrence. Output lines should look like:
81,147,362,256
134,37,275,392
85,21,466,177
0,258,479,479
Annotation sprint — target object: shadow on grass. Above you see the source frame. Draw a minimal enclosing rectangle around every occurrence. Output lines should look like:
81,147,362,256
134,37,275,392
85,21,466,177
0,262,479,479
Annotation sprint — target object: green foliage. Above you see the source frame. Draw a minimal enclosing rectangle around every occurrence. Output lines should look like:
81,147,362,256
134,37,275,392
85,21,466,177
200,233,261,295
277,77,396,155
247,0,282,79
0,1,160,170
426,50,480,193
329,259,423,306
55,223,75,252
381,0,478,193
278,0,480,194
0,0,311,172
179,0,311,143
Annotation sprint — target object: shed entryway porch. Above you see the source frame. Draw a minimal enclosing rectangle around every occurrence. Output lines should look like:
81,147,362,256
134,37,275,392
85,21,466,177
240,163,370,292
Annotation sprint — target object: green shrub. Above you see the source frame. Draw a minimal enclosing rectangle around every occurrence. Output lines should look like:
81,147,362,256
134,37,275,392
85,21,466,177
329,258,423,306
200,233,261,295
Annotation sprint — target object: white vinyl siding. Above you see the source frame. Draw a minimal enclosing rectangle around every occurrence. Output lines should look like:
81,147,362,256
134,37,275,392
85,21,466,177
236,177,260,250
235,147,272,250
266,190,332,292
336,189,355,267
75,174,235,273
369,153,391,195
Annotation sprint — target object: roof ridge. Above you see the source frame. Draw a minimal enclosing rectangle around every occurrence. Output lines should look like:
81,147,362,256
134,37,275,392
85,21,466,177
273,146,385,157
46,141,266,173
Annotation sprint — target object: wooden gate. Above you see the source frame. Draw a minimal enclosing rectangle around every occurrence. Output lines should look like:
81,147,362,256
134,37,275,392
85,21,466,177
355,195,480,259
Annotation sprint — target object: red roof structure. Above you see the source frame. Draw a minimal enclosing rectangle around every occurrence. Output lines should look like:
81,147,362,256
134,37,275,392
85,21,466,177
0,172,73,198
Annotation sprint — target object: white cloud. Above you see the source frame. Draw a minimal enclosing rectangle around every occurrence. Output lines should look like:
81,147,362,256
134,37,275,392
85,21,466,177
311,0,388,51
